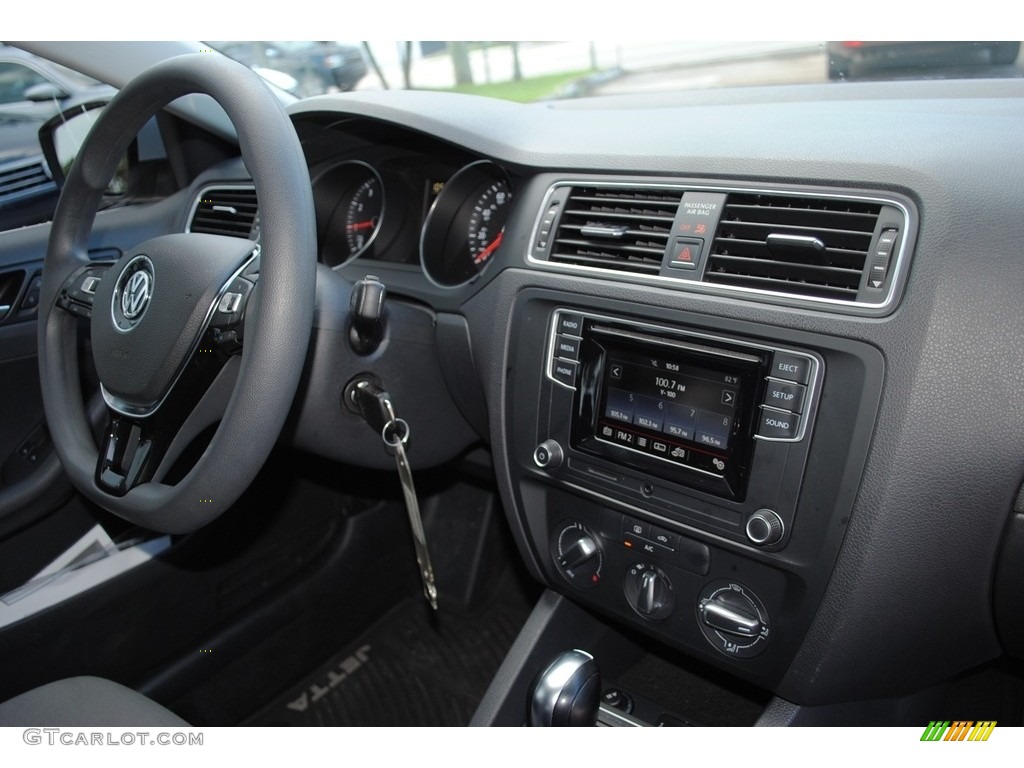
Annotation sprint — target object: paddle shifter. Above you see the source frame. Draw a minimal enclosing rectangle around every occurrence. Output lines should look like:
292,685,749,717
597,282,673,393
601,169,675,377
529,650,601,726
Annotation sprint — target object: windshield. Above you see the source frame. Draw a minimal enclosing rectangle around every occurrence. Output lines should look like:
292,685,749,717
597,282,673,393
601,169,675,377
210,40,1023,102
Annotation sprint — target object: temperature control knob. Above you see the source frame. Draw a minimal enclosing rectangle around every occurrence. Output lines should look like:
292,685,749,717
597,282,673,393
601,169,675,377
552,522,602,589
624,563,674,621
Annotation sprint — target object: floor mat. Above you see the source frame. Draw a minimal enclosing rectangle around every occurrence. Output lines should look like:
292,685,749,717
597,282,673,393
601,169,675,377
245,582,532,726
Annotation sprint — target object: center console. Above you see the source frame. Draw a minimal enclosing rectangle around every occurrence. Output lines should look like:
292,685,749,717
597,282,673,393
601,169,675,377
501,288,884,691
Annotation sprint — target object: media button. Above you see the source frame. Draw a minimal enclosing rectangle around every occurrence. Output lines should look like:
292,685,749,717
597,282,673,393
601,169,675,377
556,312,584,337
764,378,806,413
551,359,578,388
554,334,581,360
757,406,801,439
771,352,811,384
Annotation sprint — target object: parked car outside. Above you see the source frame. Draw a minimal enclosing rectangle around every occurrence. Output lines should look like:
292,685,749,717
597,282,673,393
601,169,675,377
826,40,1021,79
213,41,367,97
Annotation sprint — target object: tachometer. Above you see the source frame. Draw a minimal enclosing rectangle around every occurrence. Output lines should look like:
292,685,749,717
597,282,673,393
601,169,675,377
421,161,512,287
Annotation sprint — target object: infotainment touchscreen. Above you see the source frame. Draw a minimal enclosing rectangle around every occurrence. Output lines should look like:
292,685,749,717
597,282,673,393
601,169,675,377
570,322,767,500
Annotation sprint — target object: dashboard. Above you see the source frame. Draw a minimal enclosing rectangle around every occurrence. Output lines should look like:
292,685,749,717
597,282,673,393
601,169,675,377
146,77,1024,712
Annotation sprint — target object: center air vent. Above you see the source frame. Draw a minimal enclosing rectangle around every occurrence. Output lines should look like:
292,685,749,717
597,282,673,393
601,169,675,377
705,193,883,301
545,185,682,274
188,185,258,239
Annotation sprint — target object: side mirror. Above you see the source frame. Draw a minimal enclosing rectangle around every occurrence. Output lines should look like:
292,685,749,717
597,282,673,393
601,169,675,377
24,82,70,103
38,101,132,195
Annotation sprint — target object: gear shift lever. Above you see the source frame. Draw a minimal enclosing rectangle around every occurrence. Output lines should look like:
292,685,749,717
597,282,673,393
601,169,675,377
529,650,601,726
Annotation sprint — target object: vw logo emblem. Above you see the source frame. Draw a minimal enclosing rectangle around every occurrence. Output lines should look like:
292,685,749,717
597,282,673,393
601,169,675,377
121,271,151,319
111,255,155,332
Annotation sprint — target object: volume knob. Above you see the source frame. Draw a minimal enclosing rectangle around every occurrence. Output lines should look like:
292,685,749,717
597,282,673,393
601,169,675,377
534,440,564,469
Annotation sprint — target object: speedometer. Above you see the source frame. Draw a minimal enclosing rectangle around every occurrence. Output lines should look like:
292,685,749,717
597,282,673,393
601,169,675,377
421,161,512,287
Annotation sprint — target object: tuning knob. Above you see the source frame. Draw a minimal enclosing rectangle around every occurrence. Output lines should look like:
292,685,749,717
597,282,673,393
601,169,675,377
746,509,784,546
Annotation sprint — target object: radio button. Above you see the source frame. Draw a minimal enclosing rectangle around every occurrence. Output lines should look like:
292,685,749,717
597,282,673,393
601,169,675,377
763,378,806,413
757,406,801,439
554,333,581,360
770,352,811,384
556,312,584,338
552,359,578,388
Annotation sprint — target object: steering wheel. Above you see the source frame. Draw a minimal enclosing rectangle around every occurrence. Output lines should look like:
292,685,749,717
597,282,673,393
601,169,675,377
37,54,316,533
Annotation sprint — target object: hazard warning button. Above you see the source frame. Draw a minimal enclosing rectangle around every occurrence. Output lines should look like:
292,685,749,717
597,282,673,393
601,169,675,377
668,237,703,270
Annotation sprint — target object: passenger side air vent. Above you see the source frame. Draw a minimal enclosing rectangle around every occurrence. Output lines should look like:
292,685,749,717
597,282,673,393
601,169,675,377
0,156,56,207
545,186,682,275
188,186,258,239
705,193,882,301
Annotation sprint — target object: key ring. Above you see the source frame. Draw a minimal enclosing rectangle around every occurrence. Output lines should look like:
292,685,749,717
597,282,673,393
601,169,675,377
382,418,411,447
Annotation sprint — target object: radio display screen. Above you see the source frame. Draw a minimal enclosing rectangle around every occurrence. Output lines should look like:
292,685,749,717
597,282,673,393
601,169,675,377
598,346,742,475
571,323,767,499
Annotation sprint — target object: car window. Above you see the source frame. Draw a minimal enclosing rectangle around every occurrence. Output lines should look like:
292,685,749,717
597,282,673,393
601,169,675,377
0,62,50,105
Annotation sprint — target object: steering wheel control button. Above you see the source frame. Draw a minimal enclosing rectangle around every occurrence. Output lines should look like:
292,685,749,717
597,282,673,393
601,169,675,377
210,276,254,329
217,292,242,315
746,509,784,546
770,352,810,384
551,359,578,388
110,254,155,332
624,563,675,621
763,378,806,413
533,440,564,469
697,581,771,658
757,406,800,440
